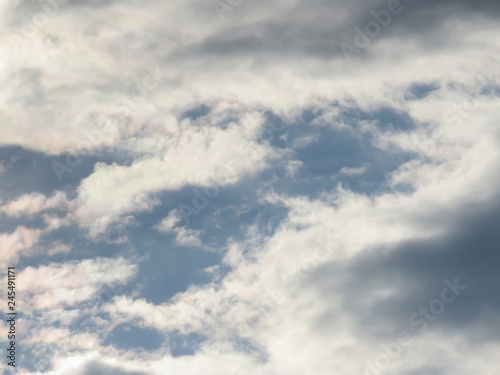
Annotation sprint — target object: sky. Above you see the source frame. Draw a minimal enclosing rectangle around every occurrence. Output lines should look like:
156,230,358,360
0,0,500,374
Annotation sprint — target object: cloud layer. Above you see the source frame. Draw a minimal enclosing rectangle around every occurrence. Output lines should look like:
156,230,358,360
0,0,499,374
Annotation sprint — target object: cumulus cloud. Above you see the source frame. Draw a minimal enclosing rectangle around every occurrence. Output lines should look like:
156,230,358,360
0,226,42,265
15,257,138,310
72,112,282,238
1,0,500,374
1,191,68,217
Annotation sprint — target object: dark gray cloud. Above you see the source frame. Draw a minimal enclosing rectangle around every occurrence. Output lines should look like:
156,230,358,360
6,0,499,80
311,192,500,342
171,0,500,62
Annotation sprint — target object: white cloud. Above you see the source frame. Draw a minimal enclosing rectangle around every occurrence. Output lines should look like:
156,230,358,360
1,191,68,217
0,226,42,265
156,209,204,248
73,112,281,238
13,257,137,311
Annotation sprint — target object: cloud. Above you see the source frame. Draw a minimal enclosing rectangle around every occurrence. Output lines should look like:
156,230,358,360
155,210,204,248
15,257,138,310
0,226,42,265
1,0,500,374
311,193,500,342
75,361,149,375
72,112,281,238
99,94,500,373
1,191,68,217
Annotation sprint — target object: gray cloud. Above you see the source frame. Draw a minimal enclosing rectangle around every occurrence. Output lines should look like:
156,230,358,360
311,192,500,342
169,0,500,63
75,361,149,375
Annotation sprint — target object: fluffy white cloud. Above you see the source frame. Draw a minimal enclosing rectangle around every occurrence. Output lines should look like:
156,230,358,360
72,112,282,238
15,257,137,310
1,191,68,217
0,226,42,265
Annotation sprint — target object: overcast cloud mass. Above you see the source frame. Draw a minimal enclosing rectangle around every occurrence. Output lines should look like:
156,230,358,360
0,0,500,374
